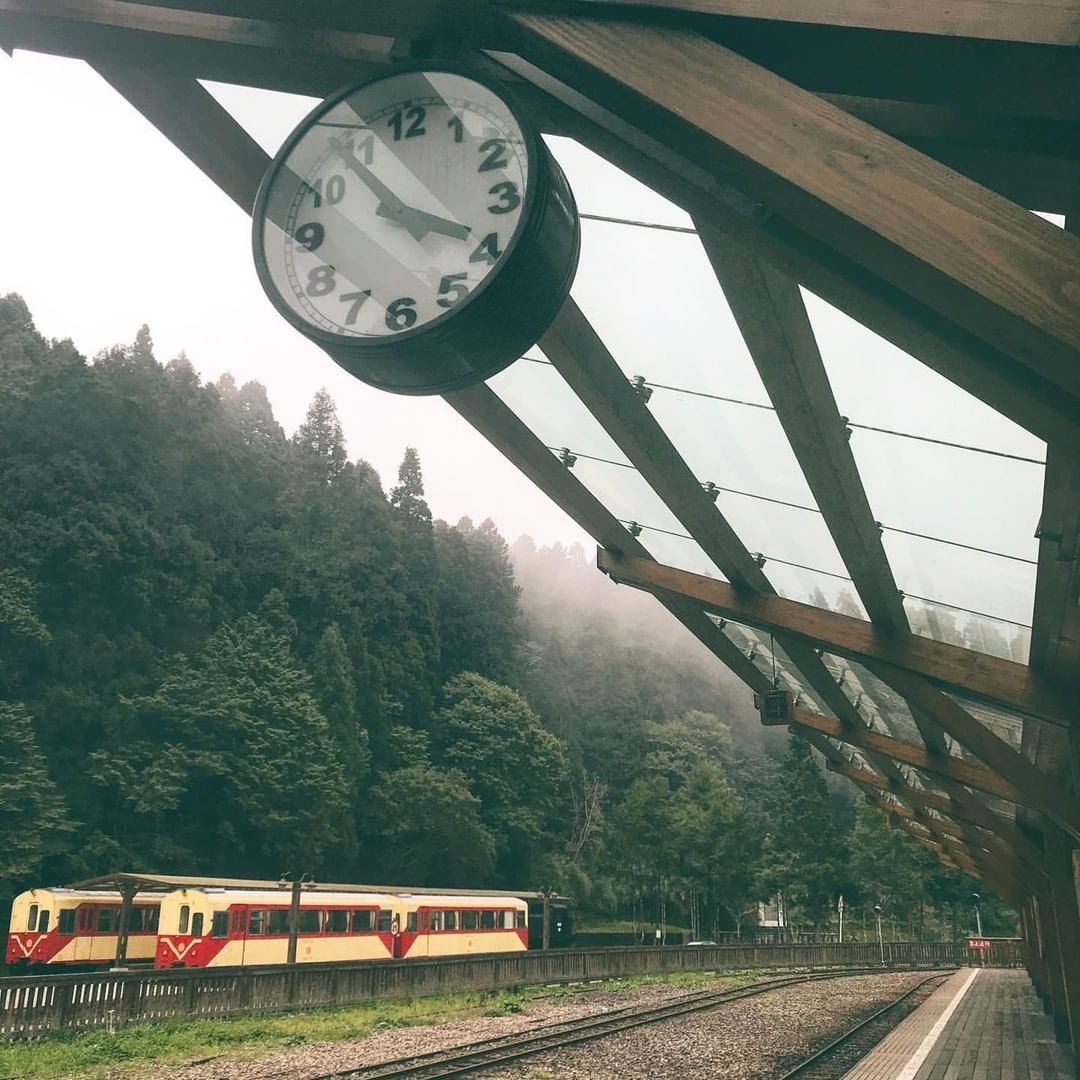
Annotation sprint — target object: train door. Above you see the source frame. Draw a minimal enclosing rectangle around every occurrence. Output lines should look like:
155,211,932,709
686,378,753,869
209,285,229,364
74,907,94,962
231,906,248,966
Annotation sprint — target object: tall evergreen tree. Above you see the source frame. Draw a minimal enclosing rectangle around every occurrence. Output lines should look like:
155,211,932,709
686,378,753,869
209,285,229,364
757,735,846,931
295,388,347,482
0,702,73,894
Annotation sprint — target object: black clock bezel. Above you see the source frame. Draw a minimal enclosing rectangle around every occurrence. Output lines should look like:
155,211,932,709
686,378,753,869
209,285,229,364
251,62,580,395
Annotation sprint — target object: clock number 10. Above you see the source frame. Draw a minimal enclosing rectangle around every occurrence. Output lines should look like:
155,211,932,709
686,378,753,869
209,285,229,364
303,175,345,208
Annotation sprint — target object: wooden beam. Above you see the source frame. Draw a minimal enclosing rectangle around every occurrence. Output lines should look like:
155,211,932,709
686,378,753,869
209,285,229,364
1031,444,1080,682
790,709,1026,805
697,233,907,633
540,299,913,787
506,15,1080,412
597,548,1072,727
564,0,1080,48
865,663,1080,840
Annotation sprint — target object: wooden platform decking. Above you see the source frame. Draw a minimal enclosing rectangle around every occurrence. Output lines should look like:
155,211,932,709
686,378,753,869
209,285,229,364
843,968,1076,1080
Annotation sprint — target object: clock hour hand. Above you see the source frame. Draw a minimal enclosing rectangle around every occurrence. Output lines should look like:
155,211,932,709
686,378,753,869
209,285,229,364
375,203,471,242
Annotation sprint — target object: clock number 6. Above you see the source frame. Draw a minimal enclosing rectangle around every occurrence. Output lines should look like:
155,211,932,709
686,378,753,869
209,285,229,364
436,273,470,309
385,297,418,331
488,181,520,215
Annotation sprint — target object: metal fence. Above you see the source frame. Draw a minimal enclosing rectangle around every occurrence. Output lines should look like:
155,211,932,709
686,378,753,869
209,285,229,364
0,939,1022,1040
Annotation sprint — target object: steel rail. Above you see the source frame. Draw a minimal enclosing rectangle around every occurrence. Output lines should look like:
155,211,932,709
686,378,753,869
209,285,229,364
773,970,956,1079
292,968,948,1080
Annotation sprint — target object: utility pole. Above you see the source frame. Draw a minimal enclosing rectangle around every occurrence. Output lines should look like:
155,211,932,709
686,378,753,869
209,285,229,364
838,895,844,944
874,903,884,965
540,888,552,950
972,892,983,937
279,873,313,965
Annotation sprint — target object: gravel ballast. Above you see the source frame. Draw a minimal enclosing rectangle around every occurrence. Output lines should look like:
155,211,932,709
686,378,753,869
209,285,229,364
137,970,946,1080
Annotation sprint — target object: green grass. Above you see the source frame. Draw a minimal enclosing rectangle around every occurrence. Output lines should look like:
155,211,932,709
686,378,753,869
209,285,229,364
0,969,764,1079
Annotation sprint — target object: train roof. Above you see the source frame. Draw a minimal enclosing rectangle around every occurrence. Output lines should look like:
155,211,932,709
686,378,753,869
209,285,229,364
13,888,160,903
158,888,392,906
69,873,573,904
393,894,528,907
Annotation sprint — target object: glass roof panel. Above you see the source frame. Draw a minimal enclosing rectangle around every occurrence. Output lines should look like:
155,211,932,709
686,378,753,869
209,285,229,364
569,220,765,401
487,355,630,465
803,289,1047,460
817,653,924,746
941,691,1026,753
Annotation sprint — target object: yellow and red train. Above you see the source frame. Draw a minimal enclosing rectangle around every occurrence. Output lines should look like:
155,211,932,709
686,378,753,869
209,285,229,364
6,885,531,970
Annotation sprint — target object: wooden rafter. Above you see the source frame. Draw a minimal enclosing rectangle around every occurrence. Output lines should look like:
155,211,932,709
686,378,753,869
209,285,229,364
504,15,1080,425
540,299,914,788
566,0,1080,48
596,548,1072,727
696,234,907,632
789,708,1025,805
1031,443,1080,682
695,233,950,761
864,663,1080,840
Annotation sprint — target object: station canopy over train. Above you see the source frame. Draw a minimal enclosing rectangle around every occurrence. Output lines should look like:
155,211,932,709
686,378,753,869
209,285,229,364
3,0,1079,913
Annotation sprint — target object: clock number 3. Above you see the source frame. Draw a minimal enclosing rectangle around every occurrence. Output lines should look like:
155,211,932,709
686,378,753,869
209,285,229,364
488,181,520,215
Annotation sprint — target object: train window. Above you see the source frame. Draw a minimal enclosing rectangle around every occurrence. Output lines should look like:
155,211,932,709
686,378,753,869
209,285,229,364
480,911,496,930
377,909,392,933
231,911,244,934
212,912,229,938
38,911,50,933
298,910,321,934
406,912,417,933
462,910,478,930
59,909,76,934
430,911,443,932
444,911,457,931
502,911,515,929
516,910,526,929
27,904,38,931
268,910,289,935
248,910,265,935
327,910,349,933
191,913,204,937
78,908,92,931
352,910,373,933
147,908,160,932
127,908,143,932
98,909,118,933
178,905,191,935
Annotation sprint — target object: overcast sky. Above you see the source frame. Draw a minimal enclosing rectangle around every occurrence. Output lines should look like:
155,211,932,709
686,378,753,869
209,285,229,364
0,50,1056,629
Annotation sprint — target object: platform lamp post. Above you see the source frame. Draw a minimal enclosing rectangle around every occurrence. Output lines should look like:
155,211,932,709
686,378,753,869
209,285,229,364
972,892,983,937
874,904,885,965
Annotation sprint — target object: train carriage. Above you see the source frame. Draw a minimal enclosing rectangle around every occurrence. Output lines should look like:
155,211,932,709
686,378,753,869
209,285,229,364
154,888,397,968
393,894,529,959
5,888,161,969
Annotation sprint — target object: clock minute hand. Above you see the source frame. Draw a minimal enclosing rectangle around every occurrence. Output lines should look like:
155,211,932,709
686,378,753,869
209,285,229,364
328,137,426,240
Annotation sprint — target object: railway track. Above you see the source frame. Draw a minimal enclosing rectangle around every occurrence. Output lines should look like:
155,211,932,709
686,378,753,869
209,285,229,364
772,970,955,1080
278,967,942,1080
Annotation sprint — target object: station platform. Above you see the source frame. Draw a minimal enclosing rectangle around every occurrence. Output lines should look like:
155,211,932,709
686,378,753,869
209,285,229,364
842,968,1076,1080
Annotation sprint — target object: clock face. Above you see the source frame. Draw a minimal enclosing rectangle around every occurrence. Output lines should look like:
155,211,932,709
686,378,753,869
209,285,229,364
256,69,531,342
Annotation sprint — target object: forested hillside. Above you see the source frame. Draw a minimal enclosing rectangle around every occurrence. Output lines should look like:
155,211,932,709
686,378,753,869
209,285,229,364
0,294,1013,940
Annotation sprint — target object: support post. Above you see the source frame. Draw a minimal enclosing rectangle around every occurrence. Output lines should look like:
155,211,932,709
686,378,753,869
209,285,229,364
1047,829,1080,1054
287,877,302,966
541,890,551,951
113,883,136,969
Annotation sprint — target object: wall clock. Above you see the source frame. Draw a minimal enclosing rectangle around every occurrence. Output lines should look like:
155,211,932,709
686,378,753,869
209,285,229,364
252,65,580,395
